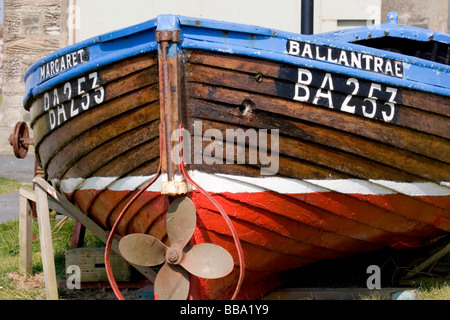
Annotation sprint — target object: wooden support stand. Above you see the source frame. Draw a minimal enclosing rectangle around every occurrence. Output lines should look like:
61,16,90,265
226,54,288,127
18,177,157,300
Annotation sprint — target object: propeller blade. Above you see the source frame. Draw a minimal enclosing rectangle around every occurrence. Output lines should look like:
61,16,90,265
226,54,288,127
154,263,190,300
118,233,167,266
181,243,234,279
166,197,197,249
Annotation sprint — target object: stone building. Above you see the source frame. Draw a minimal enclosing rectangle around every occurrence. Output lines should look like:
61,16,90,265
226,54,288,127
0,0,68,153
0,0,447,154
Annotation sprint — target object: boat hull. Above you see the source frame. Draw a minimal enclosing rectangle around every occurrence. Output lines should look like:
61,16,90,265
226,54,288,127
23,15,450,300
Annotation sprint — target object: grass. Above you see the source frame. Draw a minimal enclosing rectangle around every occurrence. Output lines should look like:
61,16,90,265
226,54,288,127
0,177,23,195
416,280,450,300
0,218,104,300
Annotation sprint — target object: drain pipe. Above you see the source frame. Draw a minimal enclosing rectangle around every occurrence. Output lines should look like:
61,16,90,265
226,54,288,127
301,0,314,34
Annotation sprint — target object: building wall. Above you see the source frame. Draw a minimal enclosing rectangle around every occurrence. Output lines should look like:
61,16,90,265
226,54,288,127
1,0,68,154
381,0,448,33
70,0,303,43
314,0,382,33
71,0,385,43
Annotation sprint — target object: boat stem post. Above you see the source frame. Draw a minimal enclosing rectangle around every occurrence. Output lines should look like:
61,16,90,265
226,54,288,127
156,22,190,195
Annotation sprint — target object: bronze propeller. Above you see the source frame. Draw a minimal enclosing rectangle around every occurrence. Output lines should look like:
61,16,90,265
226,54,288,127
118,196,234,300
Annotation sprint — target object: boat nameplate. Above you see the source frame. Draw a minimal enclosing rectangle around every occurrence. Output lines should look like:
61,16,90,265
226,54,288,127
40,47,90,82
287,40,404,79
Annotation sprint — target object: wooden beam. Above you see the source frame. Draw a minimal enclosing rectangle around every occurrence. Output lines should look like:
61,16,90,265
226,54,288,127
34,182,59,300
18,188,33,275
32,177,157,283
404,242,450,279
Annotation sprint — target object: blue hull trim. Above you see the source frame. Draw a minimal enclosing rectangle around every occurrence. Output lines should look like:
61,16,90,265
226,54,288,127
24,14,450,108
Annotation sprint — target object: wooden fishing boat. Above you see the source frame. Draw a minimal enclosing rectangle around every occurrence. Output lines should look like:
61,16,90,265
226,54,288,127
16,12,449,300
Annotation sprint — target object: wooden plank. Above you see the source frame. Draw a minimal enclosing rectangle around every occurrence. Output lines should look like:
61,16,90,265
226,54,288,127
64,119,160,179
187,83,450,164
29,54,158,125
187,98,450,182
32,177,157,283
70,221,86,248
65,248,131,282
187,61,450,139
34,183,59,300
190,111,423,182
18,189,33,275
45,104,160,180
188,50,450,118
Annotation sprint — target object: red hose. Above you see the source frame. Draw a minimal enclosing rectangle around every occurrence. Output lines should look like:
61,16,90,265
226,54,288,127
178,123,245,300
105,123,245,300
105,156,161,300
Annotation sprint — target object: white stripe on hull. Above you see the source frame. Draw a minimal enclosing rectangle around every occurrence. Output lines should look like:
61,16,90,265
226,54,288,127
53,171,450,197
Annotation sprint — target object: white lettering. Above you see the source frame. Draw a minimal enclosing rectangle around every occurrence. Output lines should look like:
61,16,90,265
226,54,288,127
60,57,66,71
77,49,86,63
338,51,350,66
327,48,338,63
384,60,394,76
43,92,50,111
294,68,312,102
78,77,86,95
386,87,398,103
66,54,73,68
53,88,59,106
72,52,78,66
313,73,334,108
395,61,403,77
302,43,313,59
57,104,67,126
374,57,384,73
382,102,395,122
49,109,56,130
350,52,362,69
40,65,46,81
288,41,300,55
316,46,326,61
341,78,359,114
362,54,374,71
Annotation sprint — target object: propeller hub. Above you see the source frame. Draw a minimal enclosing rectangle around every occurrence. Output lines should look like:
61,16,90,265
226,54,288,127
166,248,183,265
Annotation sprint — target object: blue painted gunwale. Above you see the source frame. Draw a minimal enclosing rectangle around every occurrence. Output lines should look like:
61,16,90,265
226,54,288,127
318,12,450,46
23,13,450,109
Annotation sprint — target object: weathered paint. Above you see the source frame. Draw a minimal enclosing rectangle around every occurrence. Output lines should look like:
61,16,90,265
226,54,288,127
21,13,450,300
23,13,450,109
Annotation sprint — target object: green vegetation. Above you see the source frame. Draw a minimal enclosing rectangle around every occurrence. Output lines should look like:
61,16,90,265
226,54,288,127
0,218,104,300
417,280,450,300
0,177,23,195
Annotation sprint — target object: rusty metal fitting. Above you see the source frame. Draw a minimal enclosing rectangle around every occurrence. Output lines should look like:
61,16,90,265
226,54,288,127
155,30,181,43
9,121,34,159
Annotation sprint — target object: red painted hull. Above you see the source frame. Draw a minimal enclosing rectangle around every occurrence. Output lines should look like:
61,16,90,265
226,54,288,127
69,187,450,300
